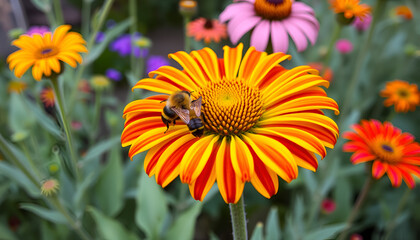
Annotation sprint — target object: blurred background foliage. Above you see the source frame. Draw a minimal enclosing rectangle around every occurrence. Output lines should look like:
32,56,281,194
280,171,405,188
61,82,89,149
0,0,420,239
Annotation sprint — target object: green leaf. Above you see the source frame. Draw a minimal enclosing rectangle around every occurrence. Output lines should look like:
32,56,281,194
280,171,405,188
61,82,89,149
80,136,121,163
302,223,346,240
265,207,281,240
165,202,203,240
0,223,18,240
136,173,168,240
20,203,67,224
0,162,40,197
93,147,124,216
88,207,139,240
8,93,36,134
85,19,132,64
250,222,264,240
22,97,63,140
73,172,98,218
30,0,51,12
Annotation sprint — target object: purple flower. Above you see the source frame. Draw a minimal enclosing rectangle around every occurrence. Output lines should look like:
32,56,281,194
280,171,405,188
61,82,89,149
106,68,122,81
25,26,50,36
96,32,105,43
353,15,372,32
146,55,170,74
110,33,149,58
335,39,353,54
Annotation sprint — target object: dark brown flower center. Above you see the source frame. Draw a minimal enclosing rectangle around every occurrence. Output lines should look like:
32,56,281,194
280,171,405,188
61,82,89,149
254,0,292,20
204,19,214,29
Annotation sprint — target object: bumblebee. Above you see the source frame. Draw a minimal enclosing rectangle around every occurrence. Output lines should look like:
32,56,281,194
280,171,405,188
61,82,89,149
161,91,204,137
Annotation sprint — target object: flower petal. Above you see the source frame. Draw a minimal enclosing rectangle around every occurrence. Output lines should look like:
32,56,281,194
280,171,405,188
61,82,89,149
271,21,289,53
223,44,243,81
250,20,271,52
230,135,254,182
250,153,279,198
372,160,387,179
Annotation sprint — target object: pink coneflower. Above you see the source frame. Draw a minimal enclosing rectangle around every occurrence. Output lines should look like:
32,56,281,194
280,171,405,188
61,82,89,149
335,39,353,54
219,0,319,53
353,15,371,32
187,18,227,44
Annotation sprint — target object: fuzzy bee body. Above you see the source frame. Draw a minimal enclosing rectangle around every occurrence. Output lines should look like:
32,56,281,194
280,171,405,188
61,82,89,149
161,91,204,137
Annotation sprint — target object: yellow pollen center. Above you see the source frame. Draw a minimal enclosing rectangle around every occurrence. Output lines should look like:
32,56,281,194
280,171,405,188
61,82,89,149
254,0,292,20
397,89,409,98
199,80,264,136
372,140,402,164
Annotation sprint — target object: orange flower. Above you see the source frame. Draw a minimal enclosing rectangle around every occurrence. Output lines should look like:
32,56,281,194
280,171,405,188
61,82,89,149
8,80,27,93
187,18,227,44
330,0,371,21
395,6,413,20
343,120,420,188
40,87,55,107
380,80,420,113
308,62,333,82
121,44,339,203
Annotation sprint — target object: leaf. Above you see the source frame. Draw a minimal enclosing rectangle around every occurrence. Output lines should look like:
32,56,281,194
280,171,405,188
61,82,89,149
20,203,67,224
0,162,40,197
73,172,98,218
136,173,169,240
250,222,264,240
80,136,121,163
88,207,139,240
93,147,124,216
165,202,203,240
84,19,132,64
8,93,36,133
302,223,346,240
0,223,18,240
23,97,63,140
265,207,281,240
30,0,51,12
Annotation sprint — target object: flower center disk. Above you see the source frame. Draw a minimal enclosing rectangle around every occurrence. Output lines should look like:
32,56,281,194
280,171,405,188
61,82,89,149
199,80,264,136
254,0,292,20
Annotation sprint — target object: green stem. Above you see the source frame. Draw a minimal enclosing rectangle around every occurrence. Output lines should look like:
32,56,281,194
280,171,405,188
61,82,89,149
229,196,248,240
322,23,342,74
183,16,191,52
50,77,80,181
69,0,115,113
52,0,64,25
19,142,42,179
340,0,387,118
92,90,102,141
337,176,373,240
383,188,411,240
82,0,93,37
45,8,57,27
129,0,138,75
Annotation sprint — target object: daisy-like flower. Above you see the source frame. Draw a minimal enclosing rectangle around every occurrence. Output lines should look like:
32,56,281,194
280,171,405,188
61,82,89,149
219,0,319,53
187,18,227,44
40,87,55,108
121,44,339,203
8,80,27,93
90,75,111,91
7,25,87,81
395,6,413,20
41,179,60,196
380,80,420,113
343,120,420,188
330,0,371,23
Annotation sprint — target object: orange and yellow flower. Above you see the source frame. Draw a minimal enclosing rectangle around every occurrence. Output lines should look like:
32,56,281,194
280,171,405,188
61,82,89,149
395,6,413,20
308,62,333,82
7,25,87,81
380,80,420,113
8,80,27,94
187,18,227,44
330,0,371,21
122,44,339,203
40,87,55,108
344,120,420,188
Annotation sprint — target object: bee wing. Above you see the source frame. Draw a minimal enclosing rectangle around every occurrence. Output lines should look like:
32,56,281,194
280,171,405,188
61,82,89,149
191,96,202,117
171,107,190,124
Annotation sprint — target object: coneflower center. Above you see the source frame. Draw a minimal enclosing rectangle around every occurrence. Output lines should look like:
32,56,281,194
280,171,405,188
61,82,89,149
204,19,214,29
254,0,292,20
397,89,409,98
199,80,264,136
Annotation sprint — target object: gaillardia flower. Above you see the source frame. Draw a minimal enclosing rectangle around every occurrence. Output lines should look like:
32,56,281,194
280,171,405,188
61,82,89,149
122,44,339,203
40,87,55,108
343,120,420,188
395,6,413,20
330,0,371,23
7,25,87,81
219,0,319,53
187,18,227,44
380,80,420,113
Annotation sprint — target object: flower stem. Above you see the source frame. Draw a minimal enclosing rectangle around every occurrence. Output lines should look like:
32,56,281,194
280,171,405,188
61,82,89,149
183,16,192,52
322,23,342,74
129,0,138,75
52,0,64,25
337,176,373,240
229,196,248,240
50,77,80,181
92,90,102,141
82,0,93,37
383,188,411,240
340,0,387,118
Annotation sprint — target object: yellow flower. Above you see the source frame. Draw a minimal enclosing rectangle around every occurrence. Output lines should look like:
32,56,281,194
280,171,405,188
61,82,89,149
7,25,87,81
380,80,420,113
8,80,27,94
122,44,339,203
90,75,111,91
330,0,371,22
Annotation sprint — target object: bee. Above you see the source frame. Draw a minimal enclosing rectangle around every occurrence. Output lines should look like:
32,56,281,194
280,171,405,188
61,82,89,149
161,91,204,137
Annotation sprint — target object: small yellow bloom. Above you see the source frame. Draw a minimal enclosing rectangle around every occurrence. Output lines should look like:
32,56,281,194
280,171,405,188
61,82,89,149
41,179,60,196
90,75,111,91
7,25,87,81
8,80,27,94
135,36,152,49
